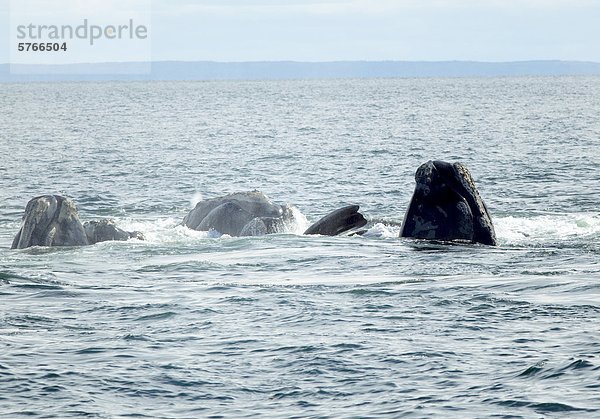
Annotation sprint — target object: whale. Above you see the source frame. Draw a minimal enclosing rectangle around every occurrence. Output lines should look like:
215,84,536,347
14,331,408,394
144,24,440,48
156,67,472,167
399,161,497,246
12,192,366,249
11,195,89,249
13,171,496,249
83,219,145,245
303,205,367,236
183,191,298,236
12,195,143,249
183,191,367,237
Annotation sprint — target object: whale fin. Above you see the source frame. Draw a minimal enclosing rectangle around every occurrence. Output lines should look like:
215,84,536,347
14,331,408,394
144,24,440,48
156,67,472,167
304,205,367,236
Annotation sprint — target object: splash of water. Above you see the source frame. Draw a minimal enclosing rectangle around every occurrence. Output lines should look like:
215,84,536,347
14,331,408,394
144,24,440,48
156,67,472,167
190,192,204,209
495,213,600,246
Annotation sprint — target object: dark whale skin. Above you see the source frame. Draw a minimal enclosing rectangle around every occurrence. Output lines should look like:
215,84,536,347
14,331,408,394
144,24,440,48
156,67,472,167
400,161,497,246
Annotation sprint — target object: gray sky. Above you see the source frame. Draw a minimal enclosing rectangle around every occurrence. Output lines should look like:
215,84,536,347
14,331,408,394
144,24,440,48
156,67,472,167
1,0,599,62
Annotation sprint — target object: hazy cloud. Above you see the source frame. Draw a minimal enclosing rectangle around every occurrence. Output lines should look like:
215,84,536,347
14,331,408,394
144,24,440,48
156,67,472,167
1,0,599,62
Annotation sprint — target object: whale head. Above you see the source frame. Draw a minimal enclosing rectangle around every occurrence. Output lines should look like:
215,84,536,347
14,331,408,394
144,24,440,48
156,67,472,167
11,195,89,249
400,161,497,245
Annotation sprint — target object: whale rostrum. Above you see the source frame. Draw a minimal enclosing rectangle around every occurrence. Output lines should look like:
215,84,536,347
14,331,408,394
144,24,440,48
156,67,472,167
11,195,88,249
400,160,497,245
11,195,144,249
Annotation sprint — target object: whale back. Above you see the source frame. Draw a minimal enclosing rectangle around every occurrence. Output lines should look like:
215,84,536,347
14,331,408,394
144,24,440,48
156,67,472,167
12,195,89,249
400,161,496,245
196,202,257,236
183,191,284,231
83,219,144,245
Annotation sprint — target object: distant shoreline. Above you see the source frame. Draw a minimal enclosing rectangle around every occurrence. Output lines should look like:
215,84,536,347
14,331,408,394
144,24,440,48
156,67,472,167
2,60,600,82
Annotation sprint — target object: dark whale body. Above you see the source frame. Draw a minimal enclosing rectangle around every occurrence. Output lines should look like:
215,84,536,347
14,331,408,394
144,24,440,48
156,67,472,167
400,161,497,246
184,191,367,237
83,219,145,245
12,167,495,249
12,192,366,249
304,205,367,236
183,191,284,232
11,195,88,249
183,191,298,236
12,195,143,249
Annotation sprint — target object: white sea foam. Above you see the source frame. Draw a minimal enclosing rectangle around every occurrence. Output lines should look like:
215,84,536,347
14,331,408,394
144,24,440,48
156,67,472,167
114,203,310,244
285,205,310,235
362,214,600,246
113,212,599,248
116,217,215,244
362,223,401,239
495,213,600,246
190,192,204,209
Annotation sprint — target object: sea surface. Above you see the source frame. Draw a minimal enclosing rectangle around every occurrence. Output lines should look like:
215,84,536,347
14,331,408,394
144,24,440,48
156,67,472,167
0,77,599,417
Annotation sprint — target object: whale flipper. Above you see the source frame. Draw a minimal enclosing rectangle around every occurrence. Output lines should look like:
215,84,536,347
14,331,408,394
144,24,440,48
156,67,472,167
400,161,497,246
304,205,367,236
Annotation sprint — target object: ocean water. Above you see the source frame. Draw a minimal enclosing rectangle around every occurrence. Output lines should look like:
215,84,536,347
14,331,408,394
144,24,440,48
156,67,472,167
0,77,599,417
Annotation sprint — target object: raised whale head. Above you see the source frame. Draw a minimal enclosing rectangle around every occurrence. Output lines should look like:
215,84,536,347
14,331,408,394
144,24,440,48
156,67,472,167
11,195,89,249
400,161,497,245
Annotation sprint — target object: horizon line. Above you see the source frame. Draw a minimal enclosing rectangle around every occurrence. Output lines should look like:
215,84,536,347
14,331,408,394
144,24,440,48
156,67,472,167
3,59,600,66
